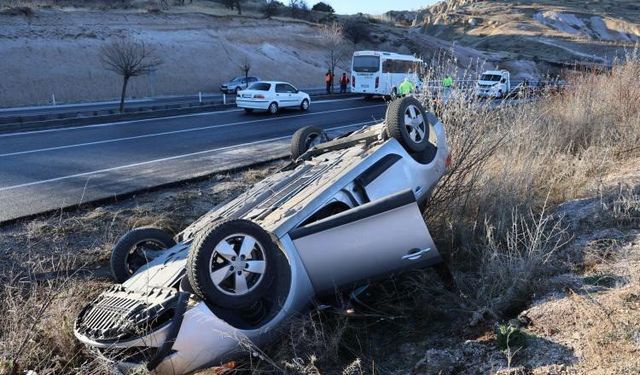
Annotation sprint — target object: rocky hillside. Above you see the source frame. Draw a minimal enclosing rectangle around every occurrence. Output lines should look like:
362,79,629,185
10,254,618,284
406,0,640,76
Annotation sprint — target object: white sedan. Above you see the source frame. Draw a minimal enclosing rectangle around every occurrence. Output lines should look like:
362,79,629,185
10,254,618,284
236,81,311,114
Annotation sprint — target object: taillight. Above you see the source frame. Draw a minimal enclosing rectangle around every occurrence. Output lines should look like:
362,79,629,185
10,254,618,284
375,76,379,89
253,94,265,99
351,76,355,87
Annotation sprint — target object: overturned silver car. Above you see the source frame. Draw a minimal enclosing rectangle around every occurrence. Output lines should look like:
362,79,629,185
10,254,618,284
74,97,450,374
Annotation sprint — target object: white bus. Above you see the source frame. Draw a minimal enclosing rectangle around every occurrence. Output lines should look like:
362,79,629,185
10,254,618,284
350,51,424,97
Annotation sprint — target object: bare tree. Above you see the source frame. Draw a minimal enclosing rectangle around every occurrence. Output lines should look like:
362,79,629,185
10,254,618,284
320,22,347,93
342,17,370,48
262,0,282,18
100,37,163,113
218,0,245,15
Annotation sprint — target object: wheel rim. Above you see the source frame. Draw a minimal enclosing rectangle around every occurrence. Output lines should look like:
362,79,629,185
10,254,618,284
302,100,309,110
270,103,277,113
125,239,167,274
403,104,426,143
208,233,266,296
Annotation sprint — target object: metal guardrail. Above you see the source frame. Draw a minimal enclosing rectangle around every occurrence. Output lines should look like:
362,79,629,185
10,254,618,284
0,86,345,127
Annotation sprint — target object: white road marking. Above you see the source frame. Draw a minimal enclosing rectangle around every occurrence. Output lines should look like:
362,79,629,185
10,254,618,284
0,104,384,158
0,97,368,138
0,121,377,192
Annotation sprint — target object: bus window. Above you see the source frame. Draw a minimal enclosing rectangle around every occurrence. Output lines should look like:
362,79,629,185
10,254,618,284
382,59,416,74
353,56,380,73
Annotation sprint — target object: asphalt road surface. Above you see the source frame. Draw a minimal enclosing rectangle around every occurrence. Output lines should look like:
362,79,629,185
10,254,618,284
0,97,387,222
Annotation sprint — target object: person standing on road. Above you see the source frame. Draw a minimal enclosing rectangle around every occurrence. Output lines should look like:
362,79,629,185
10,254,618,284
325,70,333,94
398,76,414,97
339,72,349,94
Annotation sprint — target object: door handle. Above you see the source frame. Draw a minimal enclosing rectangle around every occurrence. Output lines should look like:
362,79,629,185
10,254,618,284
402,248,431,261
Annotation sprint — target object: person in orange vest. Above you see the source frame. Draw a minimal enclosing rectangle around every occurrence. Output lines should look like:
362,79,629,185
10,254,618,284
340,72,349,94
325,70,333,94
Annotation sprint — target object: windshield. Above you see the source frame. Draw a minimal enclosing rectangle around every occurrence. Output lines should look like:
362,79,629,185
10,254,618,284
353,56,380,73
248,82,271,91
230,76,243,82
481,74,502,82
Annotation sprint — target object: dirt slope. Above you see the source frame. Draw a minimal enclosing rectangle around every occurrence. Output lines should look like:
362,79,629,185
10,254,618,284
0,8,342,107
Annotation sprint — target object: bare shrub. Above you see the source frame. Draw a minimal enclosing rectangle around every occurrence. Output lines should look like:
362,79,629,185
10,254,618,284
419,52,640,322
0,5,34,16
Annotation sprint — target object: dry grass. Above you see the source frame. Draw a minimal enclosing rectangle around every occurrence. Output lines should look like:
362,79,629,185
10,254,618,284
0,257,112,374
416,52,640,320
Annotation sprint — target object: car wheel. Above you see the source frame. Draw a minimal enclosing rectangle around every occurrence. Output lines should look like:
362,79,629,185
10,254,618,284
300,99,310,111
268,102,279,115
186,219,277,309
291,126,327,160
110,227,176,283
244,108,254,114
385,96,430,153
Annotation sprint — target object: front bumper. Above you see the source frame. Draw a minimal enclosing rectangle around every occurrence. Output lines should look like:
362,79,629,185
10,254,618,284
75,293,247,375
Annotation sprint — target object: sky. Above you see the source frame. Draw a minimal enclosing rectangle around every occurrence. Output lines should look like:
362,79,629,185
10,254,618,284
321,0,439,15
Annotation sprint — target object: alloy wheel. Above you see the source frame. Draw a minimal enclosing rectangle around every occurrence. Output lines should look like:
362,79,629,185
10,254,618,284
208,234,267,296
403,104,426,143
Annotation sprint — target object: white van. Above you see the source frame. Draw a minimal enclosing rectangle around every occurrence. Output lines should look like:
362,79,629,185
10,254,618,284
476,70,511,98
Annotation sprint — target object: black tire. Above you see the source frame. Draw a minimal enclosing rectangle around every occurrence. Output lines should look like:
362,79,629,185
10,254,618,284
385,96,430,153
268,102,278,115
186,219,278,309
110,227,176,283
300,99,310,111
244,108,254,114
291,126,327,160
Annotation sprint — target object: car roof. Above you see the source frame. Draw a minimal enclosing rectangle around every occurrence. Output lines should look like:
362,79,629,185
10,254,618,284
253,81,295,85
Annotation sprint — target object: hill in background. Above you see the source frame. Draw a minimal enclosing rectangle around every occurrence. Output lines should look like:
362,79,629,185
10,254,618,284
384,0,639,79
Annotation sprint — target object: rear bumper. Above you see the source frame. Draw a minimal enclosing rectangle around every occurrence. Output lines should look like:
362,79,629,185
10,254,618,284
236,99,270,110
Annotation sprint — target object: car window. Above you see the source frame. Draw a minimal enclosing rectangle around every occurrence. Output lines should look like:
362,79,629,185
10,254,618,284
248,77,258,82
276,84,297,93
481,74,502,82
249,82,271,91
231,76,242,82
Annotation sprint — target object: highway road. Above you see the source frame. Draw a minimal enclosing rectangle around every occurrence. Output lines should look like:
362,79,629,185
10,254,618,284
0,97,387,222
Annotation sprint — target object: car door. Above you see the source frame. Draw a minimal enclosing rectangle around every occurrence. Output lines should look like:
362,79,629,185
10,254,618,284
275,83,296,107
288,189,440,292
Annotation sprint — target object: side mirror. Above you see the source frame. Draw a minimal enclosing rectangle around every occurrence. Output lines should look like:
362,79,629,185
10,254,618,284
500,78,506,83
